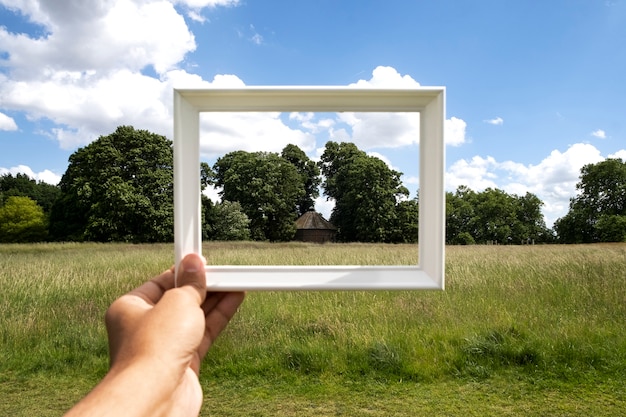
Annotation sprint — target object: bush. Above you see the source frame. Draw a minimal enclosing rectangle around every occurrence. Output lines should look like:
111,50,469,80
0,196,48,242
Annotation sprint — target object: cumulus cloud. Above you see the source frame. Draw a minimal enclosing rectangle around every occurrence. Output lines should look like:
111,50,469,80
0,0,205,149
444,117,466,147
350,65,420,88
0,0,196,77
484,117,503,125
609,149,626,160
320,66,466,149
175,0,239,8
591,129,607,139
0,165,62,185
200,111,316,157
445,143,609,226
0,112,18,130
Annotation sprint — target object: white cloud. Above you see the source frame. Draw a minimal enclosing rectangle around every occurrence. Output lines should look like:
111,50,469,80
444,117,467,146
350,65,420,88
337,110,421,149
0,112,18,130
185,10,206,22
0,0,196,78
591,129,607,139
446,143,609,226
200,111,316,157
609,149,626,160
0,0,209,149
322,66,466,149
251,33,263,44
249,24,263,44
0,165,62,185
175,0,239,8
484,117,503,125
314,195,335,221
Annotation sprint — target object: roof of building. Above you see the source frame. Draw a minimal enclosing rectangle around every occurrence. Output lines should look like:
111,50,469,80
295,211,337,230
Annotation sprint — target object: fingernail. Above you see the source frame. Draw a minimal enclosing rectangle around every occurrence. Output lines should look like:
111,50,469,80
182,255,203,273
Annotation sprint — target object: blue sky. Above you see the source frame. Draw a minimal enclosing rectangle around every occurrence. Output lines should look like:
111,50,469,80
1,0,625,226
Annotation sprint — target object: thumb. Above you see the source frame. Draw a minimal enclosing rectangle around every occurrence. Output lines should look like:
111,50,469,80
175,253,208,305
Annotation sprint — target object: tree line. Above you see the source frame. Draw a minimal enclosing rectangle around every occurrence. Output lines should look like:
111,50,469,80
1,125,625,244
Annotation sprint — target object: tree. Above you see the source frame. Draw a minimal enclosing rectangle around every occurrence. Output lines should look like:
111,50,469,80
213,150,305,241
0,173,60,214
0,196,48,242
280,144,321,217
389,197,420,243
49,126,174,242
555,158,626,243
446,186,477,244
318,141,409,242
203,200,251,241
445,186,550,244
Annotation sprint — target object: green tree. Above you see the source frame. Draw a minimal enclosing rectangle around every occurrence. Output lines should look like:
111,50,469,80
389,197,420,243
0,173,60,213
446,186,550,244
281,144,321,217
555,158,626,243
0,196,48,242
213,150,305,241
446,186,477,244
49,126,174,242
203,200,251,241
319,141,408,242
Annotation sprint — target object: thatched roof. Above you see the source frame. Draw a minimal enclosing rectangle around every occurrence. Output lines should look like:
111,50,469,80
295,211,337,230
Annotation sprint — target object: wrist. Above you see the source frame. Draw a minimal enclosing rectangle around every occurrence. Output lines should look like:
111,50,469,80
65,358,180,417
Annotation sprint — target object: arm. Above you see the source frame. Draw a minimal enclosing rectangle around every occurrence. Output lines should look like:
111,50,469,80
65,254,245,417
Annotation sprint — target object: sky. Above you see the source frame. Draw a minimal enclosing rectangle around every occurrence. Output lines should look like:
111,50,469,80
1,0,625,227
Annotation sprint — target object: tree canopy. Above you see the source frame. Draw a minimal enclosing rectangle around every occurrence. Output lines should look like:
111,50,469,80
213,150,305,241
203,200,251,241
554,158,626,243
49,126,174,242
318,141,413,242
280,144,321,217
0,172,60,213
9,124,613,245
446,186,552,244
0,196,48,243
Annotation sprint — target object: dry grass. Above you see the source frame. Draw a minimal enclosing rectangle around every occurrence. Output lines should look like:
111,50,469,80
0,242,625,416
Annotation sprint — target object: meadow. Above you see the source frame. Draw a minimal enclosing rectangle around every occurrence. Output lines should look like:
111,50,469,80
0,242,624,416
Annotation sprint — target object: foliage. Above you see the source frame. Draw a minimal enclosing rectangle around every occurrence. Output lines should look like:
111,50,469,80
555,158,626,243
0,172,60,213
446,186,552,244
213,150,305,241
388,197,420,243
280,144,321,217
0,196,48,242
49,126,174,242
203,200,251,241
318,141,411,242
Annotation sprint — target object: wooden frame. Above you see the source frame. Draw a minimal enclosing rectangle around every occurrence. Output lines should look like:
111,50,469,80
174,86,445,290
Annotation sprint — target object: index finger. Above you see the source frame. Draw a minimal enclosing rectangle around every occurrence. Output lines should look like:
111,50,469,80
127,265,176,306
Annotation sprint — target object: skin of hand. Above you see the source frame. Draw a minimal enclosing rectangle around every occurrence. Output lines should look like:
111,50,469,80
64,253,245,417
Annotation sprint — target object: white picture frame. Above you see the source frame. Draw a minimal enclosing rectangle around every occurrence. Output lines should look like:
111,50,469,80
173,86,445,290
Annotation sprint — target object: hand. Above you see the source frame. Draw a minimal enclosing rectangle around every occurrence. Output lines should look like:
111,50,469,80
65,254,245,417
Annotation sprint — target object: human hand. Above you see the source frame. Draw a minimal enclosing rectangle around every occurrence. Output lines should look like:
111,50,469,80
65,254,245,417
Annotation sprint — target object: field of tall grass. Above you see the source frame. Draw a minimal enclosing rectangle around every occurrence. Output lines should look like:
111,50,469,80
0,242,624,416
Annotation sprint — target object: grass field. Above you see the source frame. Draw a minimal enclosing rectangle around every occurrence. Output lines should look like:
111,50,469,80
0,242,625,416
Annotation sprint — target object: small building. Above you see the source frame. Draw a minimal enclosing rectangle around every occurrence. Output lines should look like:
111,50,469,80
294,211,337,243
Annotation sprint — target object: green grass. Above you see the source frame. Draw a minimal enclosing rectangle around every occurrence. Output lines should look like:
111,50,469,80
1,242,625,416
